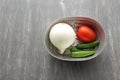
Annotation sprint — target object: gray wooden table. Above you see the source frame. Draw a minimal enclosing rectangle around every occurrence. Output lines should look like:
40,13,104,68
0,0,120,80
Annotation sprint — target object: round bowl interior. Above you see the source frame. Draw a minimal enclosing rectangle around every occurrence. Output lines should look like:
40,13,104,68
45,17,106,61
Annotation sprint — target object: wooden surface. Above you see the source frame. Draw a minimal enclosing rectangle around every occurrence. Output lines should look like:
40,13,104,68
0,0,120,80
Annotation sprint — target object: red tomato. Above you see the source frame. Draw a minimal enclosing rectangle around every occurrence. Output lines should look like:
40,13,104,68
76,26,96,43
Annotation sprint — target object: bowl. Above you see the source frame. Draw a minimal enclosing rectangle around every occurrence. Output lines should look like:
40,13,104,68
45,17,106,61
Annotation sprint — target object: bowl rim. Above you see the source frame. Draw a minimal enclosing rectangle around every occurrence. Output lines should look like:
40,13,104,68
44,17,106,61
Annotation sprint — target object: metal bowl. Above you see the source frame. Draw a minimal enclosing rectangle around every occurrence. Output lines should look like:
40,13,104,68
45,17,106,61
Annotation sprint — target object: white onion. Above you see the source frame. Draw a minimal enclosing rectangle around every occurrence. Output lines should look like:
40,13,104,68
49,23,76,54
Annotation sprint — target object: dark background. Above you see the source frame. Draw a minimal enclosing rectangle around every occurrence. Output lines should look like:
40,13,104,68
0,0,120,80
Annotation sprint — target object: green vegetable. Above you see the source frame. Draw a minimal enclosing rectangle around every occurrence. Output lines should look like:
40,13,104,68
76,40,100,49
71,50,95,58
70,47,81,52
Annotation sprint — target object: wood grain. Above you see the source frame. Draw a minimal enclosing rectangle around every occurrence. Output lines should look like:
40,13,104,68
0,0,120,80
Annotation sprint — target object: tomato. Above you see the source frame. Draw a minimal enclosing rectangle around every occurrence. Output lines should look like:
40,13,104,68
76,26,96,43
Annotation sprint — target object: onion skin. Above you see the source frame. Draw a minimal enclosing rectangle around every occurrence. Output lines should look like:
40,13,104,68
49,23,76,54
